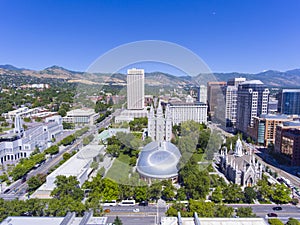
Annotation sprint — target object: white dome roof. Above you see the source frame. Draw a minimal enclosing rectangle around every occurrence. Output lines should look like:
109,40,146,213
137,141,181,179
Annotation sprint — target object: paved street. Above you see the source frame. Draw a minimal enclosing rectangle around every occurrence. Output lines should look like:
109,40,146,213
228,204,300,223
103,205,167,224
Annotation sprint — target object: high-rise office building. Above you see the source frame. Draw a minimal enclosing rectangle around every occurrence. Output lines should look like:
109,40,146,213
207,81,226,116
227,77,247,86
278,89,300,115
224,78,246,127
127,68,145,110
236,80,269,135
197,85,207,103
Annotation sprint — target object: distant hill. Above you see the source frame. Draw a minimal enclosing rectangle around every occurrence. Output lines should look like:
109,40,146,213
212,70,300,87
0,64,26,71
0,64,300,87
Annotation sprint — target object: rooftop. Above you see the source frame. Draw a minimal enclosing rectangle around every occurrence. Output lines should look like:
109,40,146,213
240,80,264,85
259,114,289,120
48,144,103,178
137,141,181,179
282,89,300,93
161,217,268,225
66,108,96,116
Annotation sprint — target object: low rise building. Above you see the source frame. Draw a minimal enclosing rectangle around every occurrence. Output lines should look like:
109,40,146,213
161,213,267,225
250,114,296,146
275,121,300,166
3,107,42,119
1,212,107,225
63,108,99,126
0,115,63,164
33,144,104,198
114,109,148,123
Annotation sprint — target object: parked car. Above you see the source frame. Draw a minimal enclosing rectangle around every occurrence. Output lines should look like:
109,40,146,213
267,213,278,217
139,201,148,206
273,206,282,211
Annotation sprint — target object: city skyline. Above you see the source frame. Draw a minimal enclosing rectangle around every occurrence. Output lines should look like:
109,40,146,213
0,0,300,74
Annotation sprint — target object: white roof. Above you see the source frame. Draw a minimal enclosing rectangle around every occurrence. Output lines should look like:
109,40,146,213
66,108,96,116
240,80,264,85
1,216,107,225
161,217,267,225
48,145,103,177
282,89,300,93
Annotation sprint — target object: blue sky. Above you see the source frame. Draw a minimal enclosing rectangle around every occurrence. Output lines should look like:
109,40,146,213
0,0,299,74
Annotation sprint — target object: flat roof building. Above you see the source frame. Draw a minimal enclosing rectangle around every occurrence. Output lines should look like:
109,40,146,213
275,120,300,166
250,114,297,146
63,108,99,126
169,96,207,125
1,212,107,225
32,144,104,198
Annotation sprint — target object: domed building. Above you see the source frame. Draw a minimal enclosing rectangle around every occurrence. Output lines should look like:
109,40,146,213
137,141,181,183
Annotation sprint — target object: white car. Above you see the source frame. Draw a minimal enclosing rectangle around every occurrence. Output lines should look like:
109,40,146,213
133,208,140,213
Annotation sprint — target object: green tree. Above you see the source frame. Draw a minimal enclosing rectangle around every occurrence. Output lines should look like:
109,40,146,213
268,219,284,225
114,216,123,225
189,200,215,217
62,122,75,129
211,186,223,203
286,218,300,225
90,161,99,171
58,108,67,117
176,188,187,201
236,207,256,217
214,205,234,217
222,184,243,203
244,187,257,203
51,175,84,201
161,186,175,201
256,178,274,201
134,186,148,202
149,182,162,200
45,145,59,155
27,174,46,193
272,183,291,204
101,178,119,201
166,206,178,216
106,144,120,157
179,162,210,200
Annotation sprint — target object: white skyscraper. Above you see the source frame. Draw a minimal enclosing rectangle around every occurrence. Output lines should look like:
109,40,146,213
127,68,145,110
198,85,207,103
225,77,246,127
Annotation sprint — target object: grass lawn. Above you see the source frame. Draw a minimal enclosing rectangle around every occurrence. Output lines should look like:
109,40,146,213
105,153,147,186
0,127,11,132
105,153,132,183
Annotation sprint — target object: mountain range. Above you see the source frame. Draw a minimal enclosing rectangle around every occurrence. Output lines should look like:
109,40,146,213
0,64,300,87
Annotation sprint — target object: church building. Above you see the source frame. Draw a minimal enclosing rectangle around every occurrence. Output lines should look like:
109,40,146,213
219,137,263,187
147,100,172,142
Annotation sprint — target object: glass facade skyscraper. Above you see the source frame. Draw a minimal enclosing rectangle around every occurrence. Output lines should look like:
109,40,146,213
278,89,300,115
